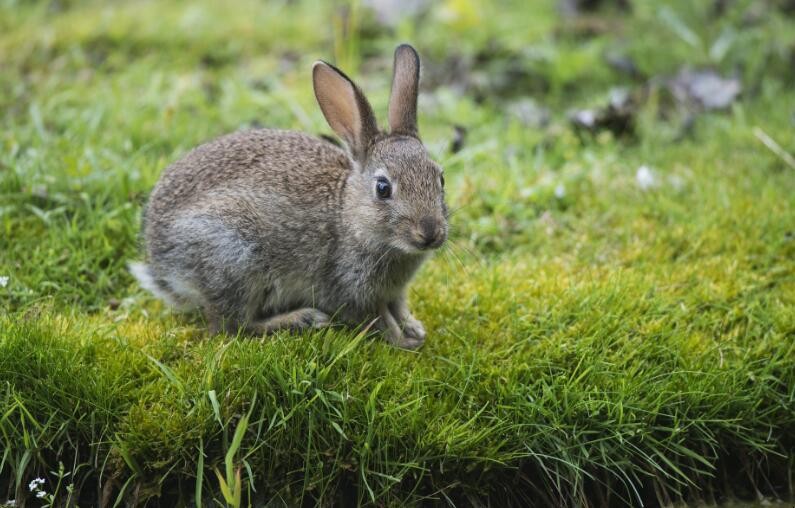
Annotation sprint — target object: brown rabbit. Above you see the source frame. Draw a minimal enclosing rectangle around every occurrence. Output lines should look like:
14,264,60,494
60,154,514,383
130,44,447,349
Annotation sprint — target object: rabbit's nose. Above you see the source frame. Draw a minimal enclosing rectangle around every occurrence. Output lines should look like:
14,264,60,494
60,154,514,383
415,216,443,248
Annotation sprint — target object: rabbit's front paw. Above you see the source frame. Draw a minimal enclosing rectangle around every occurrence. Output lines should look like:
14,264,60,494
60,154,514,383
382,321,424,350
392,316,425,350
401,316,426,342
391,333,425,350
379,305,426,350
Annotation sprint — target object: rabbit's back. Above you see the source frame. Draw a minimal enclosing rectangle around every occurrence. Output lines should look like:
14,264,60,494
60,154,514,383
143,128,354,272
146,129,350,221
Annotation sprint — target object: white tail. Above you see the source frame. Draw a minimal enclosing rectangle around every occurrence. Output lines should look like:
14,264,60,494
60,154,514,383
129,261,176,306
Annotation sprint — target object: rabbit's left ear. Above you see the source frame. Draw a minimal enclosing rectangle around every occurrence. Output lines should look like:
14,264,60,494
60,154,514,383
313,61,379,160
388,44,420,137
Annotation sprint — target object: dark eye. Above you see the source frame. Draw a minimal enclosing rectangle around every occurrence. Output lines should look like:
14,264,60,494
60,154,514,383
375,177,392,199
440,173,445,188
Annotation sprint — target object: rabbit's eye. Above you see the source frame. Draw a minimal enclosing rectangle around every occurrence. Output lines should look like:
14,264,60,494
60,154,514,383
375,177,392,199
440,173,445,188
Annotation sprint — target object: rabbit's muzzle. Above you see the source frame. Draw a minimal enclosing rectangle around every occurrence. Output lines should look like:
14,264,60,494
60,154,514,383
411,215,447,250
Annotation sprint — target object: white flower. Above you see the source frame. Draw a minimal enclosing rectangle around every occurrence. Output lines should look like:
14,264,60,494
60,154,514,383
0,276,8,288
36,491,47,499
554,184,566,199
668,174,685,191
635,165,656,190
28,478,45,492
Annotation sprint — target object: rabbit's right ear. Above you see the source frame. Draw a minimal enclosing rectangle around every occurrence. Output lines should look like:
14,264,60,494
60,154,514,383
313,61,379,160
388,44,420,137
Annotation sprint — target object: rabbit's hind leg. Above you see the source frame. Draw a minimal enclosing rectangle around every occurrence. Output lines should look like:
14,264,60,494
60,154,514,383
153,213,264,336
249,308,330,335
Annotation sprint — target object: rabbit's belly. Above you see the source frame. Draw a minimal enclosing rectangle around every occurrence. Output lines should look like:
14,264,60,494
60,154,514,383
255,269,373,319
259,272,316,312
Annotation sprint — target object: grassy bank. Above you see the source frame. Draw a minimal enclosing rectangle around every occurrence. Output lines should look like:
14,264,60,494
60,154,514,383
1,0,794,505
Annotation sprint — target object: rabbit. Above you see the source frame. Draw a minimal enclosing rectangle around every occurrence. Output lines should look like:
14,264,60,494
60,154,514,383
129,44,448,349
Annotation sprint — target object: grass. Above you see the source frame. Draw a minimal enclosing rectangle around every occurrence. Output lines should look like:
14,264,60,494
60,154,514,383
1,0,794,505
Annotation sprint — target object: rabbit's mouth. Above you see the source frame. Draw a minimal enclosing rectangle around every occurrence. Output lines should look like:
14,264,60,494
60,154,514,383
390,232,446,255
406,227,447,252
410,235,446,251
386,216,447,254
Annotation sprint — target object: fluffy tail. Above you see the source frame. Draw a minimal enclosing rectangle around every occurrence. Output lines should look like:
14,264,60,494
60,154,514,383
129,261,178,306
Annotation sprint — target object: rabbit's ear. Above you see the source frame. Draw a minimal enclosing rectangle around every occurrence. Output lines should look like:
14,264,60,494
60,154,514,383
313,61,379,159
388,44,420,137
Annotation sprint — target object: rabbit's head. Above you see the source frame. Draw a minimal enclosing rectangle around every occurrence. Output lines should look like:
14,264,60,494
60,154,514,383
313,44,448,254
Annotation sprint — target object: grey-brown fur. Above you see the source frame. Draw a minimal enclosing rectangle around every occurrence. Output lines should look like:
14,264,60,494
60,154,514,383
130,44,447,349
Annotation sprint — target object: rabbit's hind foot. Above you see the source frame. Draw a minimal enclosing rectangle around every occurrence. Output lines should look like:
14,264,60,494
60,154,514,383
250,308,331,335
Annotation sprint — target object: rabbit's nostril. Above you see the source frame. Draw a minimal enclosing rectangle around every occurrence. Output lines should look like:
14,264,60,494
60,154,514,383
413,216,443,249
417,234,434,247
419,216,437,241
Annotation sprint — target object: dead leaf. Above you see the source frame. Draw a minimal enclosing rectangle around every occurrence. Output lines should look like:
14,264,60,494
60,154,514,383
450,125,467,154
559,0,632,15
508,98,551,128
668,68,741,111
363,0,430,27
569,87,636,137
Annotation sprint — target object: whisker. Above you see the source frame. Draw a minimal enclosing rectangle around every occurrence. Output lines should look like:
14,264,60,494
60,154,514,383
446,201,476,218
442,242,470,275
443,222,485,268
448,238,484,268
372,246,395,269
442,246,465,271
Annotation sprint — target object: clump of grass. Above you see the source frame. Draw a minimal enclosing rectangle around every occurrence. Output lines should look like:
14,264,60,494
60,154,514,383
2,0,794,506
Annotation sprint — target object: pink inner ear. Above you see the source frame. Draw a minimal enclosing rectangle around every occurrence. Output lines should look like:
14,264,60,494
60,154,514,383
313,64,361,145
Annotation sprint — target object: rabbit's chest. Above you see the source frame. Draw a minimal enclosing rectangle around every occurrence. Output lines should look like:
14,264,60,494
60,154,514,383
331,251,425,306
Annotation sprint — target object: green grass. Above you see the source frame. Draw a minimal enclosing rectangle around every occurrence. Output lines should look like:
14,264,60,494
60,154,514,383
1,0,794,505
